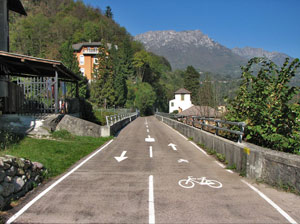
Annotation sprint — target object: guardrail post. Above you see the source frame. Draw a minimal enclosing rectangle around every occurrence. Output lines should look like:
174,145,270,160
106,116,109,127
238,124,245,143
215,121,219,136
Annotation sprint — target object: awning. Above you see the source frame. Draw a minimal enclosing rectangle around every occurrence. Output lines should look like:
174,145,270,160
0,51,80,82
8,0,27,16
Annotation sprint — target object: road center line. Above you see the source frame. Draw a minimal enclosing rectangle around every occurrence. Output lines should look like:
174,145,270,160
6,139,114,224
147,129,149,133
241,180,298,224
149,175,155,224
149,146,153,158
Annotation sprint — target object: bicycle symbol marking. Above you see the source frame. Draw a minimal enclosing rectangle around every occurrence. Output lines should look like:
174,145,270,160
178,176,222,189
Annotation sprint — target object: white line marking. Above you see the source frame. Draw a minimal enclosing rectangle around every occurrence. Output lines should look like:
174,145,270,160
162,122,188,140
189,141,209,157
149,175,155,224
145,135,155,142
241,180,298,224
6,139,114,224
178,159,189,163
226,169,234,173
147,129,149,133
149,146,153,158
215,161,226,168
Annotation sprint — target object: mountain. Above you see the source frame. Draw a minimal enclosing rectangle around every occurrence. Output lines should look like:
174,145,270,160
232,47,293,66
135,30,247,78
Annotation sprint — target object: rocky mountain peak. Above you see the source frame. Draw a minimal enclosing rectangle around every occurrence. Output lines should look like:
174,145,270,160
135,30,220,50
232,47,293,65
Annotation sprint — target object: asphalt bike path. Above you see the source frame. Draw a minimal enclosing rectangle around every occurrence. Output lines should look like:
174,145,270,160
7,116,300,223
147,116,292,223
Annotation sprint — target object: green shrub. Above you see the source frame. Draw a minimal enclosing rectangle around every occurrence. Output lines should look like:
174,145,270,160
226,58,300,153
216,153,226,162
0,130,23,150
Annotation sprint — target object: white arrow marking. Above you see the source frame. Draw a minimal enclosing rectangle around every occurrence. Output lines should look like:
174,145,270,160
145,135,155,142
114,151,128,162
168,143,177,151
178,159,189,163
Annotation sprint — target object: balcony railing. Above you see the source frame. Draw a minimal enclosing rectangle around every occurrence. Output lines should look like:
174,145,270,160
83,48,99,54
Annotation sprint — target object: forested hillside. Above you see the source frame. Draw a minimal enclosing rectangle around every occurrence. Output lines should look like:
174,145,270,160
10,0,130,59
9,0,175,114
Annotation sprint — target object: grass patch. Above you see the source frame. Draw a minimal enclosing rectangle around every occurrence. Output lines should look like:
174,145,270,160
0,130,112,178
93,110,117,125
197,142,206,149
216,153,226,162
226,163,237,170
187,137,193,141
207,149,216,155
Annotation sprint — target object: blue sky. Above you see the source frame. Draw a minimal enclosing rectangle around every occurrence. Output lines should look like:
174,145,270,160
82,0,300,58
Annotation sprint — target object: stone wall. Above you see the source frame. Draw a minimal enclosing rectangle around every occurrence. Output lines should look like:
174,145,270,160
56,115,109,137
57,114,139,137
155,114,300,193
0,155,46,210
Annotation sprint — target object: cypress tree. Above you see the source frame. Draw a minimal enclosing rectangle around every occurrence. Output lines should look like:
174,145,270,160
184,65,200,104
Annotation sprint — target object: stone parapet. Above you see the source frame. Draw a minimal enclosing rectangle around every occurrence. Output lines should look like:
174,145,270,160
155,114,300,193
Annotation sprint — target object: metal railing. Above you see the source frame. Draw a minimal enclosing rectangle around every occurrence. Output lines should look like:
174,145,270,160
83,48,99,54
156,112,246,143
106,112,138,127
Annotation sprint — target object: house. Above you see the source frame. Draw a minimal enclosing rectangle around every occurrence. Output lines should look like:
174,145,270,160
178,105,222,118
72,41,103,81
72,41,117,81
169,88,193,113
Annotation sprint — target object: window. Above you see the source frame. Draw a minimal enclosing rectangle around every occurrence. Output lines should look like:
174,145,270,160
80,55,84,65
171,102,174,107
181,94,184,101
80,68,85,76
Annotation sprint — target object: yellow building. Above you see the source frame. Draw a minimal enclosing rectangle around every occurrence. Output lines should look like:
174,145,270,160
72,42,102,81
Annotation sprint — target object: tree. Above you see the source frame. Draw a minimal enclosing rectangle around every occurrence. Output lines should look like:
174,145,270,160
199,73,215,107
135,83,156,116
90,42,115,107
59,40,89,98
105,6,113,18
184,66,200,104
226,57,300,153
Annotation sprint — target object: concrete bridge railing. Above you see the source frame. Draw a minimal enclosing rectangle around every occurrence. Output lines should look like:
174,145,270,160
106,112,139,136
155,114,300,193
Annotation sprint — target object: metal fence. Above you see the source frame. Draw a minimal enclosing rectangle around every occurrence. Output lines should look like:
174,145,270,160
94,108,133,114
106,112,139,127
156,112,246,143
16,77,55,114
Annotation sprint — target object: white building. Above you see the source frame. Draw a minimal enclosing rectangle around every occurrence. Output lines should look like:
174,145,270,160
169,88,193,113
